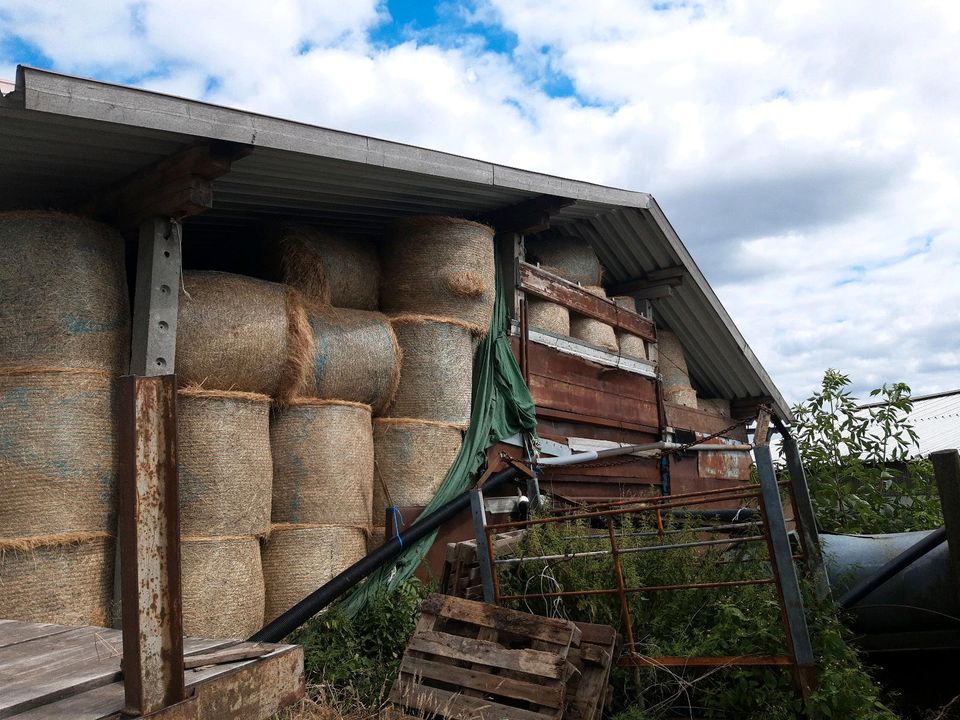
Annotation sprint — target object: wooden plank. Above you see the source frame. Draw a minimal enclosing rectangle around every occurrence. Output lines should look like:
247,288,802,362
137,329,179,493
664,403,747,440
11,644,302,720
535,406,659,435
0,627,234,719
565,622,618,720
0,622,74,649
519,263,656,341
522,339,658,401
390,682,552,720
405,632,566,680
420,595,579,648
529,374,657,428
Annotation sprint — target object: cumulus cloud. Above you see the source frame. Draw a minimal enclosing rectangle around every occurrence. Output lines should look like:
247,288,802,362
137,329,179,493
0,0,957,403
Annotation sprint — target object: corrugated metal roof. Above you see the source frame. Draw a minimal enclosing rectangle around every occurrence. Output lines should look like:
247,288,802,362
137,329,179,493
861,390,960,458
0,65,791,419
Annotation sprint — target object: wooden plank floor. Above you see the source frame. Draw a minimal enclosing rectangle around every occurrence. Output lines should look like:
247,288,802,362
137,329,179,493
0,620,304,719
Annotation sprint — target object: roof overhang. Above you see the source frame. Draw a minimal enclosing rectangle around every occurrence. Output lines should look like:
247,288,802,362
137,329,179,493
0,66,792,420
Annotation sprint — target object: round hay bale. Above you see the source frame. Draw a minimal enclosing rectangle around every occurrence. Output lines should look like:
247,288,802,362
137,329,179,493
373,418,463,519
698,398,731,417
271,400,374,526
0,211,130,373
177,271,313,398
569,286,618,352
275,225,380,310
262,523,367,623
526,300,570,336
0,368,118,537
367,526,386,554
178,388,272,537
380,217,495,331
299,306,400,414
658,329,697,407
612,296,647,360
525,235,602,286
181,535,265,639
385,316,475,428
0,532,113,627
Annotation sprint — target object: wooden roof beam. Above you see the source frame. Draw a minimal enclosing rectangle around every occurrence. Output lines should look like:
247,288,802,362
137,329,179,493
479,195,575,235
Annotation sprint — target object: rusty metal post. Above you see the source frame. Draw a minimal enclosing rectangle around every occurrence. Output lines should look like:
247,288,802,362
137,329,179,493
606,517,636,652
118,216,187,716
119,374,185,715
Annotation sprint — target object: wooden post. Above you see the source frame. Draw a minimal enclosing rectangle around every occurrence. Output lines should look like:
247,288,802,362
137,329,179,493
470,489,496,603
119,216,186,715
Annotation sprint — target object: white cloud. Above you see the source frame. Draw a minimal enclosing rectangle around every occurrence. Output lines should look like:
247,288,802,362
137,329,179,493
0,0,957,403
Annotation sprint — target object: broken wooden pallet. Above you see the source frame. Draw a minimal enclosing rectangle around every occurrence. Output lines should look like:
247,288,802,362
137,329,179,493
441,530,526,601
388,594,581,720
565,622,620,720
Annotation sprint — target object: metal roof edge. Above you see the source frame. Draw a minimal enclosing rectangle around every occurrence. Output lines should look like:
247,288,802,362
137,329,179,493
16,65,649,209
643,198,793,421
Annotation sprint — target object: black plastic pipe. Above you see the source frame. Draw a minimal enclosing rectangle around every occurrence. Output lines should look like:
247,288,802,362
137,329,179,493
250,465,524,642
838,526,948,609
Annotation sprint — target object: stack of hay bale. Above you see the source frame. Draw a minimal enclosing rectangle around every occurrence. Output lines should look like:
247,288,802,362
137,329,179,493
175,270,312,637
657,329,698,408
0,212,130,628
262,226,396,623
372,217,496,549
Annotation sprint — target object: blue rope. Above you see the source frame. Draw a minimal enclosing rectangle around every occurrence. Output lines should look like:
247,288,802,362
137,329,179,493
388,505,405,548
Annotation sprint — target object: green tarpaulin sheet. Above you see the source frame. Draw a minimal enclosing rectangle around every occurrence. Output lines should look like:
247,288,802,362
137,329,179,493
340,249,537,616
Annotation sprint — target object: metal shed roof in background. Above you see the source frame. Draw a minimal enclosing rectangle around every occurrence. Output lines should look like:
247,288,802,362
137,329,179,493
0,66,790,419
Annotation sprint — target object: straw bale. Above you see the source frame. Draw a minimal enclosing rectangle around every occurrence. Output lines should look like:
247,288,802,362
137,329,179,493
380,217,495,330
271,401,374,526
526,299,570,336
525,235,602,286
658,328,696,403
177,271,312,398
367,526,387,554
373,418,462,519
262,523,367,623
0,368,119,537
299,306,400,414
612,295,647,360
178,388,272,537
0,211,130,373
569,286,618,352
0,532,113,627
181,535,265,639
385,317,474,428
276,225,380,310
698,398,731,417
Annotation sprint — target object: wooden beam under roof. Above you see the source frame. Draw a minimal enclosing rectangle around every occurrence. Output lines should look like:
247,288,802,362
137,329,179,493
78,140,252,230
479,195,575,235
606,266,685,297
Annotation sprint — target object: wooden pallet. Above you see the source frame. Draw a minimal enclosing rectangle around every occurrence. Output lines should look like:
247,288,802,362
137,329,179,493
388,594,581,720
565,622,619,720
441,530,526,600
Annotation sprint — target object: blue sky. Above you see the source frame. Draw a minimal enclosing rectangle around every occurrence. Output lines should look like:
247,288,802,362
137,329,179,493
1,0,958,402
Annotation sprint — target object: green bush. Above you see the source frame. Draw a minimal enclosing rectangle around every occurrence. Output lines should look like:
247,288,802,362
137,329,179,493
791,370,941,534
289,579,428,709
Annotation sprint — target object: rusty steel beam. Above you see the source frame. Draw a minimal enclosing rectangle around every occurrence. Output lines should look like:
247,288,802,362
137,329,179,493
119,373,185,715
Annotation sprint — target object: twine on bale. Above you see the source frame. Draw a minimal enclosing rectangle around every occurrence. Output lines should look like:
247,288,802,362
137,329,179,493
526,299,570,336
372,418,464,521
275,225,381,311
297,304,401,414
261,523,368,623
385,315,477,428
177,387,273,537
0,211,131,373
612,295,647,360
525,235,603,287
380,216,496,330
181,535,265,639
569,286,618,353
0,367,119,538
177,271,313,399
0,531,114,627
271,399,374,526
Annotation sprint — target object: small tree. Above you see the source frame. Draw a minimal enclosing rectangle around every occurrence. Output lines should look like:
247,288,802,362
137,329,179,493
790,369,940,534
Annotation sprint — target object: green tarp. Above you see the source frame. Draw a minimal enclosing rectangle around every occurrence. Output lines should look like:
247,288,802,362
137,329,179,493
340,250,537,616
